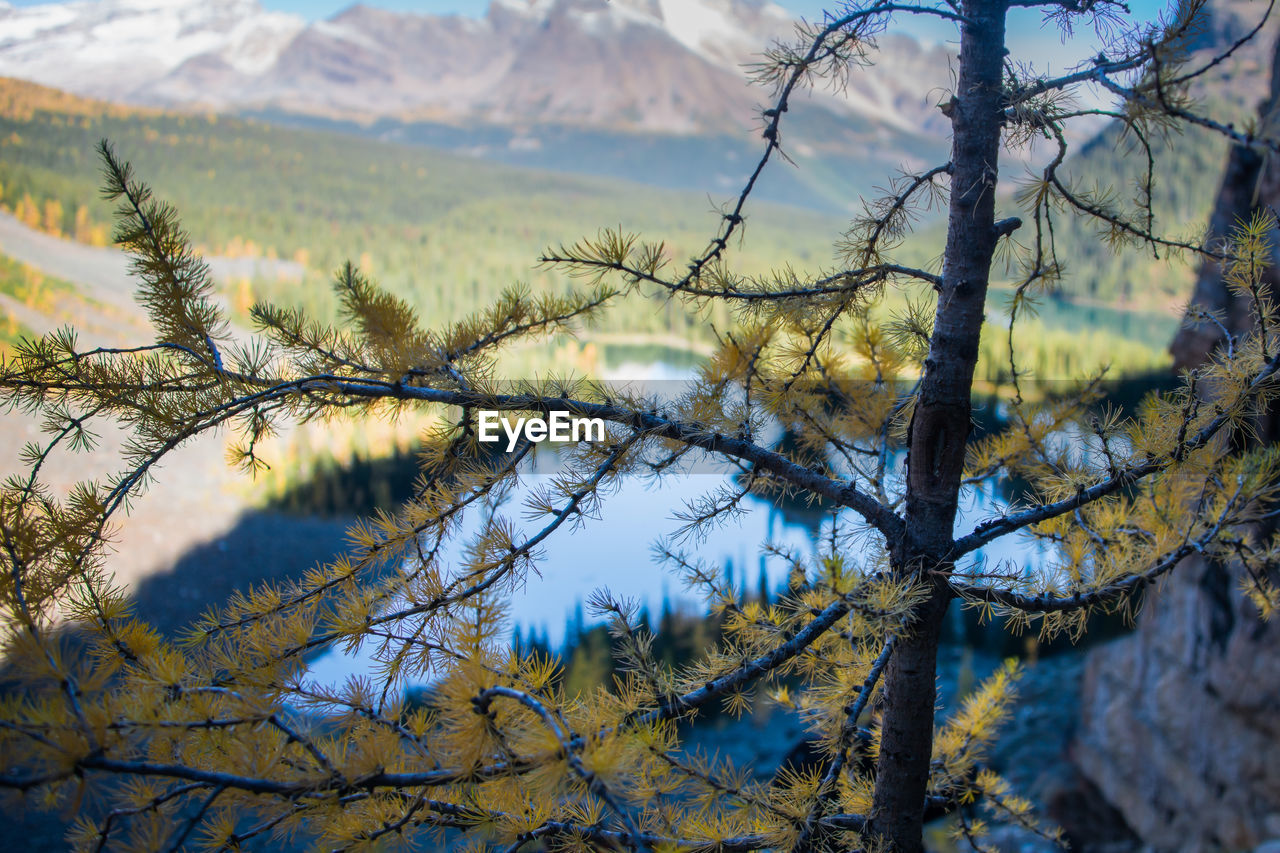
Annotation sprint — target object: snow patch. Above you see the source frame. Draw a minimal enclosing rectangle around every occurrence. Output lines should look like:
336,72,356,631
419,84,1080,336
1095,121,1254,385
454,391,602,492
0,0,302,94
0,4,78,43
489,0,554,19
655,0,782,69
218,12,302,75
310,18,382,52
567,2,661,36
658,0,736,54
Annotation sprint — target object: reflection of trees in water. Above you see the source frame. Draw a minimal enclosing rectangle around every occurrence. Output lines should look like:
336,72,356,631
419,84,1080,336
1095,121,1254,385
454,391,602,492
269,444,421,517
266,372,1173,666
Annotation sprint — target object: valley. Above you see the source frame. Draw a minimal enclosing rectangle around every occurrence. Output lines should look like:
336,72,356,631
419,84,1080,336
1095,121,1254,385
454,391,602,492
0,65,1194,621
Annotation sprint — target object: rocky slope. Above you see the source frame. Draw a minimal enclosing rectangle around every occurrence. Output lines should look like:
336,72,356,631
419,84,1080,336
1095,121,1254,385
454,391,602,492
1071,7,1280,846
1074,557,1280,851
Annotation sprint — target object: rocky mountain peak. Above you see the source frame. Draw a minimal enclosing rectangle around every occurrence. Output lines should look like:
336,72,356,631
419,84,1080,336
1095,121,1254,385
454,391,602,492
0,0,952,158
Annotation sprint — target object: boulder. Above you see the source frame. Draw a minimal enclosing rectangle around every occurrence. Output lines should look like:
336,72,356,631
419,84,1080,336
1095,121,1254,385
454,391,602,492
1074,556,1280,850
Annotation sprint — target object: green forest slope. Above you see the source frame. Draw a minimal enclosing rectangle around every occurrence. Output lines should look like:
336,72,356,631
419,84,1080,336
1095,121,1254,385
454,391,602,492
0,76,1211,385
0,77,842,346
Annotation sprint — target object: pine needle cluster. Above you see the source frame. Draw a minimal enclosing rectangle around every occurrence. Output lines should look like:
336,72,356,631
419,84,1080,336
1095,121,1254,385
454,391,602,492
2,0,1280,850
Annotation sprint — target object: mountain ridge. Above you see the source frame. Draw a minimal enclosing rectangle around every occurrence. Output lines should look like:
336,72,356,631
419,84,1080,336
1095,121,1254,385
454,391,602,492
0,0,953,139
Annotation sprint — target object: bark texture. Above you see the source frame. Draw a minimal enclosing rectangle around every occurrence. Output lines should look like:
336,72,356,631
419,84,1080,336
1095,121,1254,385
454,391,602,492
869,0,1009,848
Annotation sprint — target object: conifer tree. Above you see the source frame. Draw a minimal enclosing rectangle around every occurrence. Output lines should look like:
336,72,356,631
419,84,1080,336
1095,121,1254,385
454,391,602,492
3,1,1280,851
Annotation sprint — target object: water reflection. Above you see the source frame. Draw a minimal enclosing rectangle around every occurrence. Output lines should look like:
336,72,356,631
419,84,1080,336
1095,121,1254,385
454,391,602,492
304,447,1047,689
303,356,1153,688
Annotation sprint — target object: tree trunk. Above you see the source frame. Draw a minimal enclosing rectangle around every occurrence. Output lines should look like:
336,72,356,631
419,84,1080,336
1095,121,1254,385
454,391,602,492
870,0,1009,848
869,579,951,850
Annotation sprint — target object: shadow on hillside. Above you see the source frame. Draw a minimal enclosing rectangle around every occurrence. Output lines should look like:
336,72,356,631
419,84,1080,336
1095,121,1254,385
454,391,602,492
128,510,355,637
0,508,361,851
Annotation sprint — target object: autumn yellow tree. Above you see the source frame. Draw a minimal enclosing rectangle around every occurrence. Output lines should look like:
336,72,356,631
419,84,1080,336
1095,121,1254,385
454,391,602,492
2,1,1280,851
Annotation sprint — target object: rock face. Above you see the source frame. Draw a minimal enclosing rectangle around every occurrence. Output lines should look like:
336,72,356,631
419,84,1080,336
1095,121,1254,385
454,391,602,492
1171,0,1280,372
1075,5,1280,848
1074,557,1280,849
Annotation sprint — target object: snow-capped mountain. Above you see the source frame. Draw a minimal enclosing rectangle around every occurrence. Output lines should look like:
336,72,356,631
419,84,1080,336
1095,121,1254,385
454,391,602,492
611,0,795,71
199,0,773,132
0,0,953,139
0,0,303,100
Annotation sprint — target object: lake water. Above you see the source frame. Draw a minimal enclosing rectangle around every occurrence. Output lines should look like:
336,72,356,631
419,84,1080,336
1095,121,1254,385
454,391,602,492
304,357,1055,688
